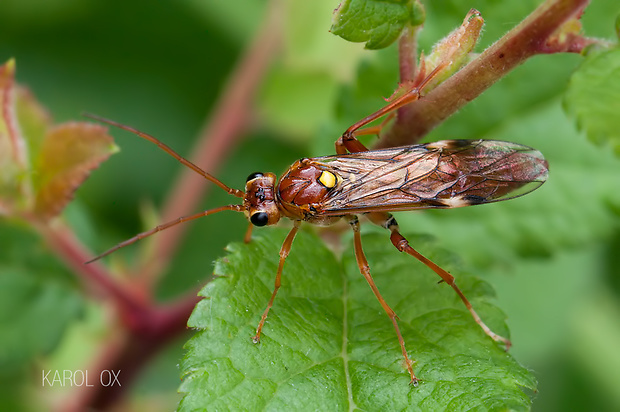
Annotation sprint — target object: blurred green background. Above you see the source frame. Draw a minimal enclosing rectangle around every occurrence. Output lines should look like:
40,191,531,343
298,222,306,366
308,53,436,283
1,0,619,410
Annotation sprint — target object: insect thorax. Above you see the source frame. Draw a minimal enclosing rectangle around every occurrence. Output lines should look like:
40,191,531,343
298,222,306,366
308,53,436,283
276,159,341,224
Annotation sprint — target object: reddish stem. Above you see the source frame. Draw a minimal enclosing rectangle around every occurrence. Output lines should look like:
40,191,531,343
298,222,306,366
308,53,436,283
0,60,28,169
39,223,148,314
396,26,419,128
398,26,418,83
60,292,199,412
377,0,591,148
39,221,199,410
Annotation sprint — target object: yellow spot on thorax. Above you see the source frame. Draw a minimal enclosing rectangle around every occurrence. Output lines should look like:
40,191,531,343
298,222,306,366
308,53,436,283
318,170,337,188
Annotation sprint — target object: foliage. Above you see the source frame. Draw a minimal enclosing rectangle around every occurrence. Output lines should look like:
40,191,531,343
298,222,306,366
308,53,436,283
564,47,620,155
0,0,619,411
0,59,117,220
179,229,536,410
331,0,425,49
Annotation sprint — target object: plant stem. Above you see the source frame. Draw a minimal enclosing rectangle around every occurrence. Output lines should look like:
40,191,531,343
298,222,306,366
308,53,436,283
398,25,418,83
396,25,419,130
61,292,199,411
41,219,201,410
376,0,590,148
39,222,147,314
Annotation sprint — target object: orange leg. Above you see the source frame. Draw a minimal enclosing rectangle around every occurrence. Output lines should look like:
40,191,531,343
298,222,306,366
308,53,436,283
252,220,301,343
336,62,448,155
243,223,254,243
348,216,418,385
371,212,511,349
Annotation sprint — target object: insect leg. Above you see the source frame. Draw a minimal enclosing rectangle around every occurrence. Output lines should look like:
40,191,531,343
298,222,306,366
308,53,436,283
252,220,301,344
348,216,418,385
86,204,244,263
243,223,253,243
371,212,512,349
336,62,448,155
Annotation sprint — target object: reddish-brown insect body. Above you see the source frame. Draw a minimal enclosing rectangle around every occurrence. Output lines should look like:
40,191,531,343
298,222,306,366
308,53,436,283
86,69,548,385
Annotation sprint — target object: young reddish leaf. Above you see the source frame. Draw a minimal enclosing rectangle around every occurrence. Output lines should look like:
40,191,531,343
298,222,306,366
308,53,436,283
0,59,118,220
0,59,31,214
422,9,484,89
33,122,118,220
15,86,53,166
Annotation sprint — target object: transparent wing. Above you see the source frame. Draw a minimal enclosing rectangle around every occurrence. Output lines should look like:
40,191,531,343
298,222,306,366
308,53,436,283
313,140,548,215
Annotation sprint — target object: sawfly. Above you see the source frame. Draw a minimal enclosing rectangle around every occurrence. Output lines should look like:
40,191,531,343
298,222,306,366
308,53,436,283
86,69,548,384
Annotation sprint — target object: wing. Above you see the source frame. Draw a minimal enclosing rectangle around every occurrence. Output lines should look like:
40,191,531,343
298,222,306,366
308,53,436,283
312,139,548,215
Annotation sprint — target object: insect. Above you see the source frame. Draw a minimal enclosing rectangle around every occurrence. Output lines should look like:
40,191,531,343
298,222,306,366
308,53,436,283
86,70,548,385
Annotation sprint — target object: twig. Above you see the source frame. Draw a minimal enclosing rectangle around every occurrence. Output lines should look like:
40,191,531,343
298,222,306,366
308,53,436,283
39,222,147,315
60,291,200,411
377,0,591,148
398,25,418,84
395,26,419,128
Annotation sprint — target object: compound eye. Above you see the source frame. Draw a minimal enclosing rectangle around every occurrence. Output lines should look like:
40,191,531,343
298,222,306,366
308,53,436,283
250,212,269,227
246,172,264,182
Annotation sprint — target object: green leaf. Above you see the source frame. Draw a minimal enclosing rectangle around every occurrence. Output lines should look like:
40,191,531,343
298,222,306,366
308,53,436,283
564,47,620,156
421,9,484,90
331,0,424,50
179,229,535,410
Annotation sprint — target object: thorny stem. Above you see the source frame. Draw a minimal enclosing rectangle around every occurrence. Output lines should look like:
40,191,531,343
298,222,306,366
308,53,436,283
380,0,592,148
395,25,419,130
147,1,283,285
398,26,418,84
